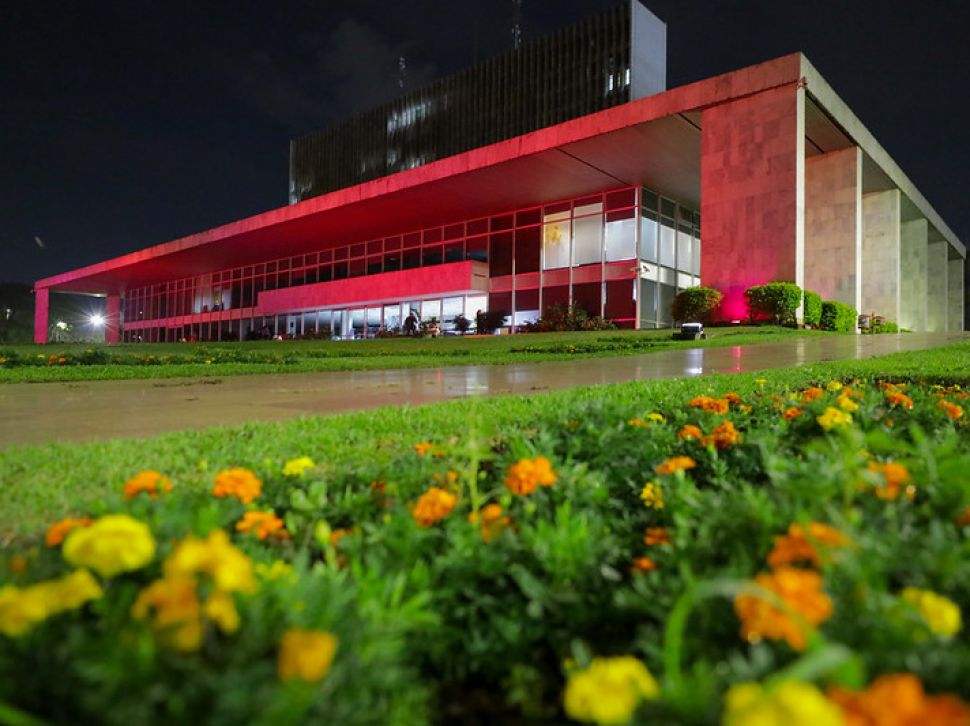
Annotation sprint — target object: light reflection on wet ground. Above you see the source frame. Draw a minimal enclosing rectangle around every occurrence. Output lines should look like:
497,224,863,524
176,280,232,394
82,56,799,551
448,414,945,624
0,333,965,449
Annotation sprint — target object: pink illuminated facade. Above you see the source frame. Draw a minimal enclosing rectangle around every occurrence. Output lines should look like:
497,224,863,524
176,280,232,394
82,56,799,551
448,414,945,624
33,52,965,342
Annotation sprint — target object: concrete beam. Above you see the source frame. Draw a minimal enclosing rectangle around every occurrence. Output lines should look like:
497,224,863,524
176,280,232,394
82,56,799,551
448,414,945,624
701,84,803,320
927,240,948,332
948,258,965,331
804,146,862,312
861,189,901,324
900,220,928,331
33,288,49,344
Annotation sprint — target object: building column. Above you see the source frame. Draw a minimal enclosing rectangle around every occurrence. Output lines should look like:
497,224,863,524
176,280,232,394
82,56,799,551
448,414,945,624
804,146,862,314
33,287,50,344
700,83,804,320
899,219,928,331
927,240,948,332
105,295,121,344
860,189,901,325
948,257,965,331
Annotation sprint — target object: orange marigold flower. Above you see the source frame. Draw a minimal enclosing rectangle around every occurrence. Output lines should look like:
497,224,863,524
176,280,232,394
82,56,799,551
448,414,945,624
329,528,350,547
689,396,730,414
628,418,651,428
867,461,914,501
655,456,696,475
468,503,511,542
724,393,742,406
123,470,174,501
767,522,849,570
45,516,93,547
505,456,557,496
413,441,444,457
235,511,289,541
938,399,965,420
678,424,703,441
956,507,970,527
734,567,833,651
630,556,657,574
212,468,262,504
410,486,458,527
644,527,670,546
782,406,803,422
828,673,970,726
701,420,742,449
885,389,914,409
801,387,825,403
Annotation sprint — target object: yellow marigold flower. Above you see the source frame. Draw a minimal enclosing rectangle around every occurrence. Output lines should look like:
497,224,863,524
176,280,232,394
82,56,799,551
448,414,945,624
884,389,913,409
644,527,670,546
817,406,853,431
236,511,290,541
122,470,173,500
901,587,962,638
63,514,156,578
410,487,458,527
204,589,241,634
640,482,664,509
755,378,768,385
837,393,859,412
689,395,730,414
505,456,557,496
278,628,338,683
563,656,659,725
0,570,102,637
165,530,256,593
282,456,315,477
678,424,703,441
801,387,825,403
767,522,849,570
646,412,666,423
724,681,842,726
782,407,803,422
131,576,203,652
867,461,914,501
212,467,262,504
938,399,965,420
45,516,93,547
701,420,742,449
828,673,970,726
630,556,657,574
655,456,696,475
255,560,296,582
468,503,511,542
734,567,833,651
826,381,843,392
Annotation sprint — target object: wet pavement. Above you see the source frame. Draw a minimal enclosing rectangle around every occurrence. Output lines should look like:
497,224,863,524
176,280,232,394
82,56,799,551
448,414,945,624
0,333,965,449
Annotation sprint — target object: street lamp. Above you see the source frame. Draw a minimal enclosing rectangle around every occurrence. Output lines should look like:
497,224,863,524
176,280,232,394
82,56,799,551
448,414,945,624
89,314,105,327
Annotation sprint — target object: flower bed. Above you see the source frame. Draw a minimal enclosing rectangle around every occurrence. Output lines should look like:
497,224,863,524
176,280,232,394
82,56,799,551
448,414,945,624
2,375,970,724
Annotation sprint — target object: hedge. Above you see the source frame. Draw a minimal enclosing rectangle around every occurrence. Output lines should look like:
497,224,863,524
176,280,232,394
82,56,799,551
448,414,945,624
820,300,857,332
803,290,822,328
671,287,723,323
744,282,802,325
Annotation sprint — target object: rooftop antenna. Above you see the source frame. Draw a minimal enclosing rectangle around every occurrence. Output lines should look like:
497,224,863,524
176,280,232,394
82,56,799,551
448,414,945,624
511,0,523,50
397,56,407,90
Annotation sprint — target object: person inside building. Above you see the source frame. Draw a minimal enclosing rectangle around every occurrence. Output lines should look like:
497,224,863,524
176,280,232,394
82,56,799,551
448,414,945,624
403,311,418,337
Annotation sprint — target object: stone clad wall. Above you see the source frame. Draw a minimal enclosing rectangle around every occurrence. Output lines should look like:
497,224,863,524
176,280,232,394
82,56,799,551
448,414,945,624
927,240,948,332
861,190,901,324
900,219,928,332
948,258,965,331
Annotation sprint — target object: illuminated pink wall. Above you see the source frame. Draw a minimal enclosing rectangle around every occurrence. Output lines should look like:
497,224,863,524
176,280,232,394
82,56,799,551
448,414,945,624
33,288,49,344
105,295,121,344
700,84,802,320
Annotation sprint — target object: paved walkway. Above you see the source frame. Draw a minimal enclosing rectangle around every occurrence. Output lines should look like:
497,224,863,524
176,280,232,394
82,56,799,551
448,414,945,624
0,333,965,449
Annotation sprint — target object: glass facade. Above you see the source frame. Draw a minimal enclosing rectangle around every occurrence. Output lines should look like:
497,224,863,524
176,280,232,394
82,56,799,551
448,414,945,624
120,186,699,342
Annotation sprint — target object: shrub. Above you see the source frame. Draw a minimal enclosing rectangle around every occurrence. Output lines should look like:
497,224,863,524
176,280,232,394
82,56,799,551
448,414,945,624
671,287,723,323
523,304,614,333
820,300,858,332
478,309,510,335
744,282,802,326
803,290,822,328
452,315,472,335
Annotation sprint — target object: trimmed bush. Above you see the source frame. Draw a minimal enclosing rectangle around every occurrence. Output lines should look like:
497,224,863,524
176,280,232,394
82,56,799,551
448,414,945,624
523,303,614,333
803,290,822,328
820,300,858,332
671,286,723,323
744,282,802,325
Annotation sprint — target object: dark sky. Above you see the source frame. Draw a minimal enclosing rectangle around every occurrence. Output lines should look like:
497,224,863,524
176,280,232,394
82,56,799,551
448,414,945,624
3,0,968,285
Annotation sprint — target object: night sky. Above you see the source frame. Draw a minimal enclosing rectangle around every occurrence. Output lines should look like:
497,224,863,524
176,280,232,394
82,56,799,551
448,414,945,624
3,0,968,285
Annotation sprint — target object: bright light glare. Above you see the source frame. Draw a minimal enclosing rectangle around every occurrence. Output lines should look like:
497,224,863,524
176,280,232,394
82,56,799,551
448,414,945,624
89,314,105,327
55,320,68,330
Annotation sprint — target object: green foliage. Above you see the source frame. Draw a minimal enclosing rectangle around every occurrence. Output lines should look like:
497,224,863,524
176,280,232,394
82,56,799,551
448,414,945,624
820,301,858,332
2,342,970,722
523,303,615,333
803,290,823,328
478,309,510,335
744,282,803,325
671,287,723,323
869,321,899,335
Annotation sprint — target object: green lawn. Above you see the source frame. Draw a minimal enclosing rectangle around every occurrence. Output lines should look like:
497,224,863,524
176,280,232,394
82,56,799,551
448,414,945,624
0,325,823,383
1,340,969,723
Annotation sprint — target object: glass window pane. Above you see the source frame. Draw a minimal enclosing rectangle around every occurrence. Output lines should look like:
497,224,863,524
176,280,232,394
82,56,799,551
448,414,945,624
514,226,541,273
693,231,701,276
383,305,400,331
676,224,692,273
639,279,657,325
542,211,570,270
658,283,676,326
572,203,603,267
659,218,676,267
421,299,441,322
489,232,513,276
605,208,636,261
640,211,658,262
